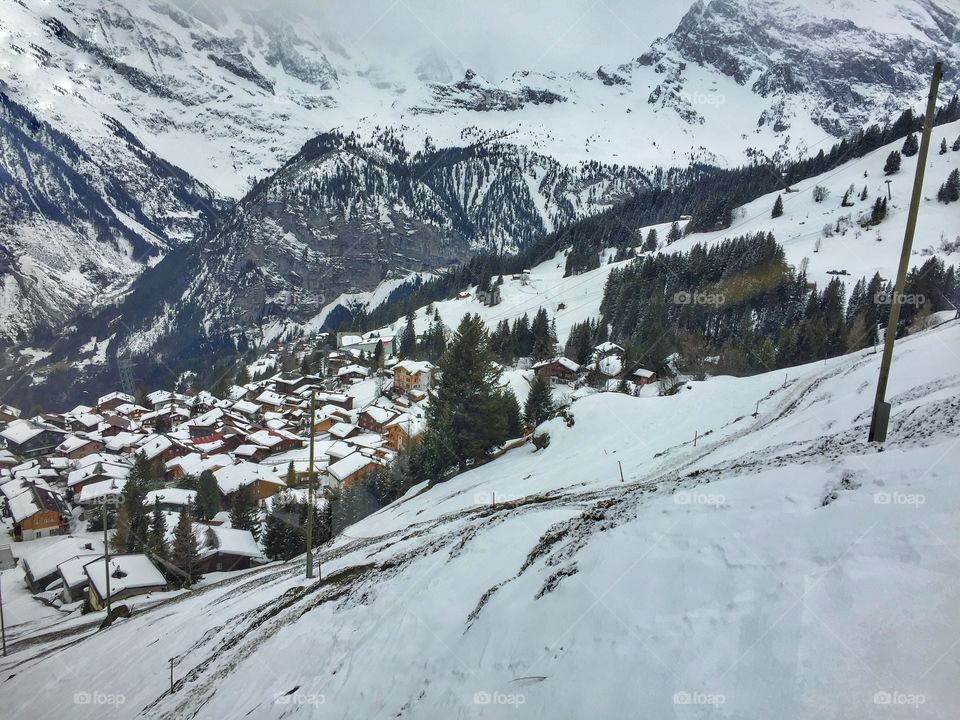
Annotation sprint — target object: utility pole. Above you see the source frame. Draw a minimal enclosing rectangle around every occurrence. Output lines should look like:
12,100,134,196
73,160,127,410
869,61,943,443
1,569,7,656
103,495,112,616
305,391,316,579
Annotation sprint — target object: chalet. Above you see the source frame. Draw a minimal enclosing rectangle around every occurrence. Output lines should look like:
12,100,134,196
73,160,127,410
0,420,65,458
393,360,435,393
57,554,104,603
274,374,320,396
95,392,135,413
246,429,303,456
67,459,131,494
594,342,624,358
21,536,101,592
328,452,381,487
231,399,261,419
631,368,658,386
76,478,127,507
358,406,399,434
254,390,288,413
532,357,581,384
196,526,265,573
328,422,362,440
312,405,352,433
165,453,231,482
233,444,271,462
2,480,70,541
337,333,397,358
337,365,370,384
385,413,426,451
103,431,145,454
138,434,191,464
55,434,104,460
67,413,102,433
100,415,139,437
313,391,353,411
84,555,167,610
0,404,21,426
144,488,197,512
214,462,285,507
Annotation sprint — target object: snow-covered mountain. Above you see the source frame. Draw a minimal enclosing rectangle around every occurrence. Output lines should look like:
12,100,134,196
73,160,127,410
3,317,958,719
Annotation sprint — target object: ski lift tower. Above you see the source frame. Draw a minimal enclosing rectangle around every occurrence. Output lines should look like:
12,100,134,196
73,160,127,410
117,356,137,397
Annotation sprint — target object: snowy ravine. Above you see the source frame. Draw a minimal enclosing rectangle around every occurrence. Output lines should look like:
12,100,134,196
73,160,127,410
4,321,960,719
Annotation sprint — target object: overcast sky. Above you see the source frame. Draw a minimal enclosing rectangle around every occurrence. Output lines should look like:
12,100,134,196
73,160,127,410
184,0,697,80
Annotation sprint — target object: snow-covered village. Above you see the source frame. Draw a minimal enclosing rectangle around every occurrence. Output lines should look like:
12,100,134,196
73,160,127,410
2,0,960,718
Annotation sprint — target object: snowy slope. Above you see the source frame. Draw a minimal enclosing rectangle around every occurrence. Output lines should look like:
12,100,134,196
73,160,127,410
366,121,960,345
3,318,958,719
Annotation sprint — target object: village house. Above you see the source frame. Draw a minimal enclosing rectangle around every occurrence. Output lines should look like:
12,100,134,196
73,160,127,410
0,403,22,426
357,405,399,434
67,458,132,495
328,452,381,487
76,478,127,508
145,488,197,512
57,553,104,603
385,413,426,451
55,434,105,460
0,419,65,458
20,536,101,592
94,392,136,414
2,479,70,541
83,555,168,610
337,365,370,384
214,462,286,507
196,525,265,573
632,368,658,386
393,360,435,394
532,357,581,384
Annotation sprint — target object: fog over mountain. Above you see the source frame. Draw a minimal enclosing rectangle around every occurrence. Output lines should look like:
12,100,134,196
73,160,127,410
171,0,695,80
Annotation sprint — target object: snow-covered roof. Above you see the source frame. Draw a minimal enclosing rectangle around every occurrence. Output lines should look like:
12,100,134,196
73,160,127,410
22,536,103,582
360,406,398,425
594,342,624,354
214,462,285,495
533,357,581,372
1,419,50,445
328,422,359,439
337,364,370,378
77,478,127,504
232,400,260,415
84,555,167,597
56,434,101,454
145,488,197,507
393,360,434,375
198,526,263,560
67,462,131,488
632,367,657,379
96,391,135,407
255,390,287,406
328,452,379,482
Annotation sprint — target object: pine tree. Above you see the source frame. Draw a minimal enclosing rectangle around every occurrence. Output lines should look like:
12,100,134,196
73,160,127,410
859,186,868,201
235,364,250,386
500,389,523,439
937,169,960,203
530,308,555,361
421,314,509,475
953,136,960,152
195,469,220,522
399,312,417,358
870,197,888,224
170,507,202,587
666,222,682,244
902,133,919,157
229,485,259,539
940,138,948,155
883,151,901,176
524,375,556,428
642,228,658,252
146,498,168,560
771,194,784,218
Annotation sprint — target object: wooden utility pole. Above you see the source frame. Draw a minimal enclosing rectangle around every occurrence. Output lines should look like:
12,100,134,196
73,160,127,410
869,61,943,443
103,495,112,617
169,658,174,693
305,391,316,579
0,569,6,656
